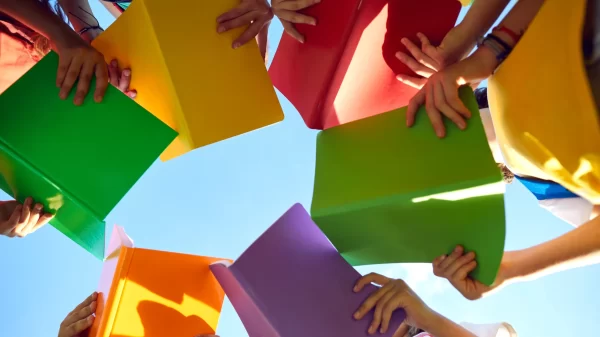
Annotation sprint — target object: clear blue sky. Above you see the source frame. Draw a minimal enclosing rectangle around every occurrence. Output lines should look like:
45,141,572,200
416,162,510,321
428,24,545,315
1,2,599,337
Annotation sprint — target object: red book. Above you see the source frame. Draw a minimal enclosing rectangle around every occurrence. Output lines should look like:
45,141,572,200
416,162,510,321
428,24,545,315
269,0,461,130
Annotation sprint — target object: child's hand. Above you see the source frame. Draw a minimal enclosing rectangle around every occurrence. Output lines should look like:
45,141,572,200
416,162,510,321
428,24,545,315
433,245,508,300
0,197,54,238
352,273,436,335
216,0,273,49
58,292,97,337
271,0,320,43
108,59,137,99
51,31,109,106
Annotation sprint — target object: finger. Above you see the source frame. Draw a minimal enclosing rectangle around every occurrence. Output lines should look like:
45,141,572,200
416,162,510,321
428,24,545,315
380,295,400,334
445,251,475,278
406,89,425,127
433,81,466,130
396,74,427,89
2,205,22,235
21,203,42,236
70,300,97,324
281,20,305,43
64,315,94,336
395,52,435,78
126,89,137,99
32,212,53,233
93,61,109,103
108,59,119,87
443,84,472,119
73,60,96,106
452,259,478,282
354,282,394,321
69,292,98,316
417,32,432,49
216,6,250,24
275,0,321,11
371,288,396,334
425,84,445,138
401,38,439,71
438,245,464,271
233,17,267,49
432,254,448,275
59,57,83,101
393,322,410,337
56,55,73,91
118,68,132,92
275,9,316,25
217,10,256,36
19,198,32,225
354,273,391,292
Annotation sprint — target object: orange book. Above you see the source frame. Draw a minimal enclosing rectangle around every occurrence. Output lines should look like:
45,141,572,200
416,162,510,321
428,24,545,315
89,226,231,337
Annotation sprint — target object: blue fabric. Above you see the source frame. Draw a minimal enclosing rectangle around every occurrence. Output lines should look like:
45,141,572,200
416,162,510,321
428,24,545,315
516,176,579,200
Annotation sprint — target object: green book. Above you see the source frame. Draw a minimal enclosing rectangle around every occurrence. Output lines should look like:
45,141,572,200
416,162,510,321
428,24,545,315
0,51,177,259
311,87,505,285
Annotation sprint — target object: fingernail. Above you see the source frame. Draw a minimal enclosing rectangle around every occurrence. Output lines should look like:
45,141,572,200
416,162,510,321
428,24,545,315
123,69,131,77
310,19,317,26
380,327,386,334
95,95,103,103
59,91,67,100
455,246,462,252
232,42,241,49
441,254,447,260
353,312,360,319
129,91,137,99
74,96,83,105
34,203,42,211
217,26,225,33
401,38,408,44
111,59,117,67
436,130,444,138
459,122,466,130
368,326,375,334
25,197,32,205
87,316,94,322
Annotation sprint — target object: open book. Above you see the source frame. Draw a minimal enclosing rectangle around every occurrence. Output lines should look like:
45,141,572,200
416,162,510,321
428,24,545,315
92,0,284,161
210,204,405,337
311,87,506,285
269,0,460,130
89,225,231,337
0,52,176,259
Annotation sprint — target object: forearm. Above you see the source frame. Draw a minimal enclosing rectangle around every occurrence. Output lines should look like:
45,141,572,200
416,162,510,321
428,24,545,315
57,0,99,37
423,311,477,337
505,215,600,282
456,0,511,46
0,0,72,41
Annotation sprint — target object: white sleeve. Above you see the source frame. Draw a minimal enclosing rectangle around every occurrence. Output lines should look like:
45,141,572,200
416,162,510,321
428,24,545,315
459,322,518,337
538,197,594,227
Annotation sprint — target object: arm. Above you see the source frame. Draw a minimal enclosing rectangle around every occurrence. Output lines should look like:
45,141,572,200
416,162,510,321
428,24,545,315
0,0,76,44
57,0,102,42
256,21,270,63
504,215,600,282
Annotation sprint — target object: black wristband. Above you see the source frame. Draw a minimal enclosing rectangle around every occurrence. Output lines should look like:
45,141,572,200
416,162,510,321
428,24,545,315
78,26,103,36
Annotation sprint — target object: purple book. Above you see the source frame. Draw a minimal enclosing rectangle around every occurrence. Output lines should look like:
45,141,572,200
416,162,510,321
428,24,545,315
210,203,406,337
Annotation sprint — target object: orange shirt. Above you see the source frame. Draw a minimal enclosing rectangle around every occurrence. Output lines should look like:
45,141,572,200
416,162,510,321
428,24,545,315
0,16,41,94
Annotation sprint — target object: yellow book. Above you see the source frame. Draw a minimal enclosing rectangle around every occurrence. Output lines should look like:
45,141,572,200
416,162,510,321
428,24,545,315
488,0,600,203
92,0,284,161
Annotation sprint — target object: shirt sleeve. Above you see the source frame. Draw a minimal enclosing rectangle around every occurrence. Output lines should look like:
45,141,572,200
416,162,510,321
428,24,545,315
538,197,594,227
459,322,518,337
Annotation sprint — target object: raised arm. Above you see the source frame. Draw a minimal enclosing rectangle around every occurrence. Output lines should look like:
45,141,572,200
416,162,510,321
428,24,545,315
57,0,103,42
0,0,74,44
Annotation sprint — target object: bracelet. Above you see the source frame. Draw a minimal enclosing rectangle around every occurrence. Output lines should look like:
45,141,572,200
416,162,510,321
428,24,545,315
478,34,512,63
493,25,521,44
78,26,104,36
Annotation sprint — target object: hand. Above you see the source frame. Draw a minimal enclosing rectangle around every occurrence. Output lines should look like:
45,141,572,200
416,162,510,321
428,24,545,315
51,31,109,106
78,27,103,44
271,0,320,43
353,273,436,336
58,292,97,337
432,245,509,300
108,59,137,99
405,47,498,138
216,0,273,49
0,197,54,238
395,27,476,89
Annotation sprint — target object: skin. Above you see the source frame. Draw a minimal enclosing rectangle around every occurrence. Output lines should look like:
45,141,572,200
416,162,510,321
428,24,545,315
0,197,54,238
58,292,97,337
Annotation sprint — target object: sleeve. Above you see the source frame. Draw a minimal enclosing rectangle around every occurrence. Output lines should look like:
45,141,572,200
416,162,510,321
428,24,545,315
459,322,518,337
538,197,594,227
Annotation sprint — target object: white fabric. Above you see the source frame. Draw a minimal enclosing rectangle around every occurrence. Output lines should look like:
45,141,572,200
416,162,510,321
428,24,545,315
538,197,594,227
460,322,518,337
412,322,517,337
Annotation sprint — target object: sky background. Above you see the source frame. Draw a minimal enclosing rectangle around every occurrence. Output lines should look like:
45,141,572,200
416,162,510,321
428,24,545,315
1,1,599,337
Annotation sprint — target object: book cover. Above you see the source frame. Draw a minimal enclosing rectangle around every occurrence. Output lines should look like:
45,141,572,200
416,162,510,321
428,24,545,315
0,51,177,259
269,0,461,130
89,225,231,337
311,87,506,285
92,0,284,161
210,204,406,337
